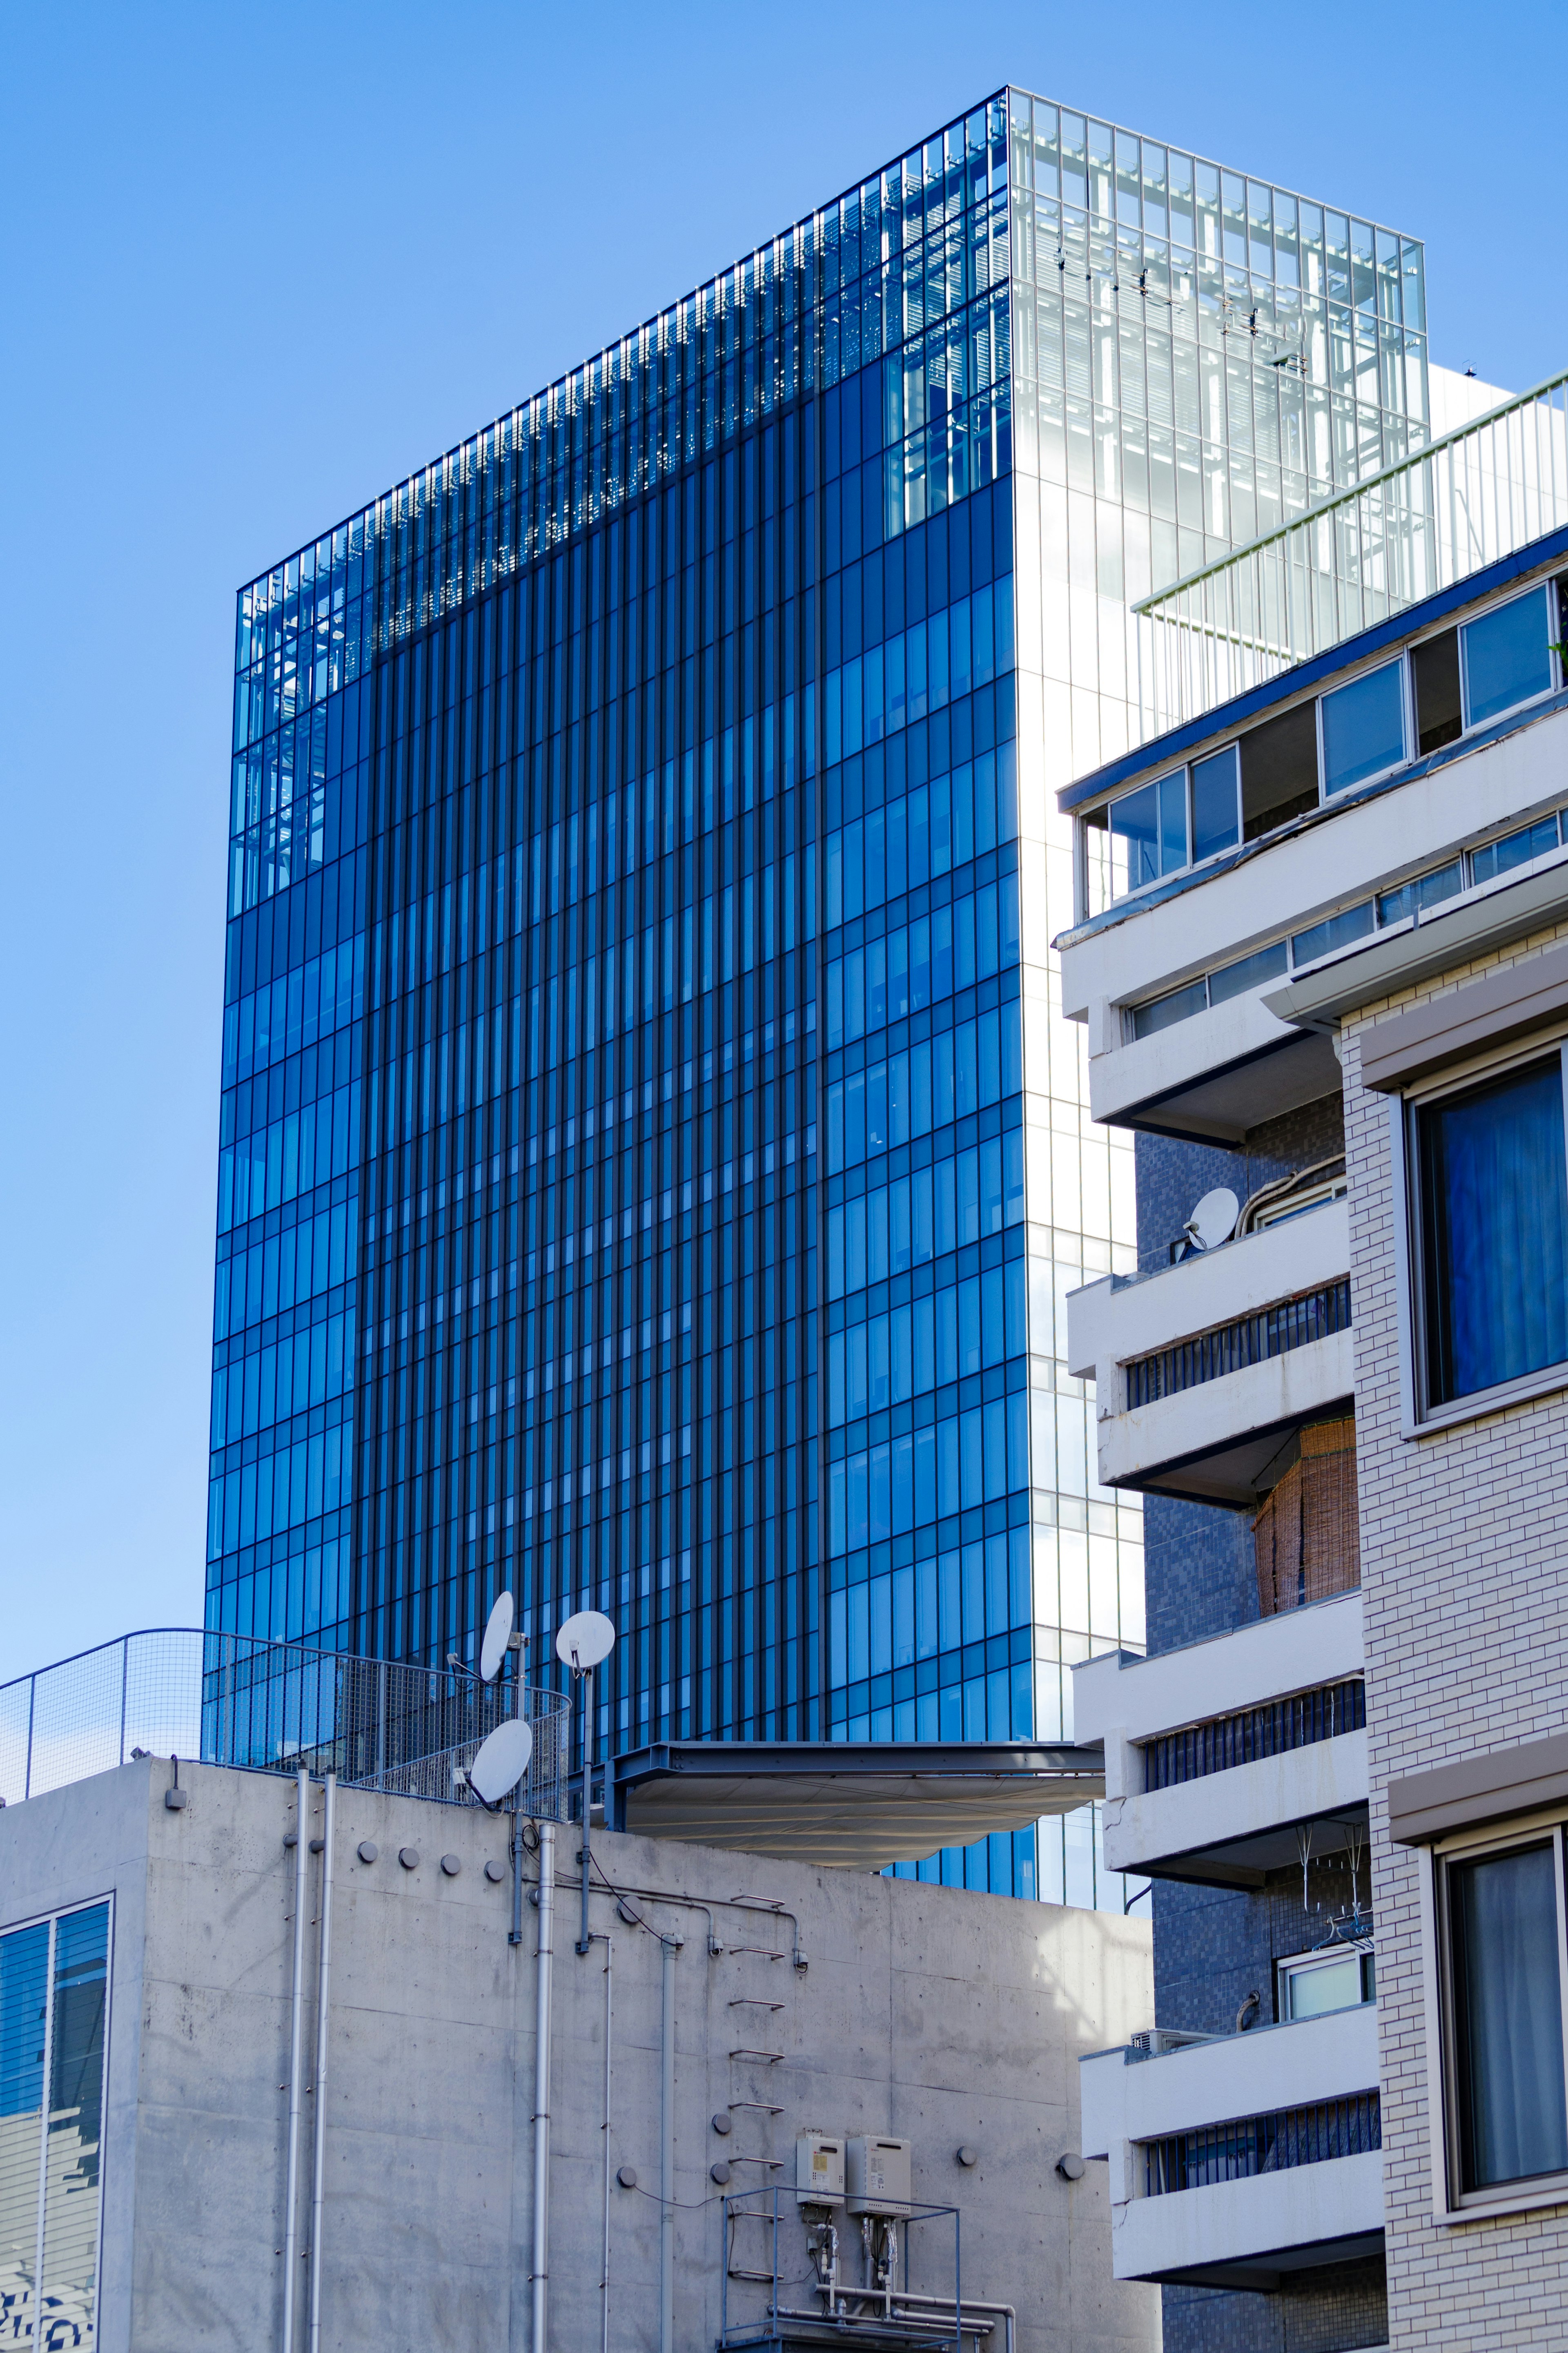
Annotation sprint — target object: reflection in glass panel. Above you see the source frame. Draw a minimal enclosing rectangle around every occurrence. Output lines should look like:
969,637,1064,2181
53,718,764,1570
1109,769,1185,894
1419,1059,1568,1406
0,1904,109,2353
40,1907,109,2352
1206,939,1287,1006
0,1925,49,2346
1470,816,1559,887
1463,587,1552,727
1290,901,1373,966
1452,1844,1568,2190
1130,978,1206,1039
1376,861,1463,926
1321,661,1405,794
1190,744,1240,861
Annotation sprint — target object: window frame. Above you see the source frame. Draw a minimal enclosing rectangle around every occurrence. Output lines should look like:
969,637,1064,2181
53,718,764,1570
1276,1940,1374,2021
1425,1815,1568,2221
1458,581,1563,735
1315,652,1410,802
1393,1033,1568,1435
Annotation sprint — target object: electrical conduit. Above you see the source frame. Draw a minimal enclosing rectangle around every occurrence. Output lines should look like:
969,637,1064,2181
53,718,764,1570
307,1771,335,2353
531,1820,555,2353
280,1768,309,2353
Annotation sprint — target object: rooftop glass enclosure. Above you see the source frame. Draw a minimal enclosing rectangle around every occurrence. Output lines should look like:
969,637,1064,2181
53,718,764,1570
211,88,1425,1913
1130,368,1568,736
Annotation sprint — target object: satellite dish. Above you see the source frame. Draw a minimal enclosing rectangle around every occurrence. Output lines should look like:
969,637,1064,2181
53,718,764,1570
1184,1187,1239,1252
556,1610,617,1673
479,1590,516,1684
468,1716,534,1807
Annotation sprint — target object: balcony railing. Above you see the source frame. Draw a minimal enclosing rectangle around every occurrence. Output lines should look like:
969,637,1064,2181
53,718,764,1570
1134,367,1568,733
1141,1678,1365,1792
0,1627,571,1819
1125,1280,1351,1407
1144,2092,1381,2195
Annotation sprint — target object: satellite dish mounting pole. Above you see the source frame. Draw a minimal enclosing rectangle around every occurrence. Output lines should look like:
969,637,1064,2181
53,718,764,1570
577,1660,594,1956
553,1613,616,1959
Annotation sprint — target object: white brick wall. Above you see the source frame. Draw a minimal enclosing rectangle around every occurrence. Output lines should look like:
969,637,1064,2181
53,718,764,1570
1346,918,1568,2349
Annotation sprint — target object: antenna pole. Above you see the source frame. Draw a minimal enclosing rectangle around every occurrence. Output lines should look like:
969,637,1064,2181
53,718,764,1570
577,1663,593,1956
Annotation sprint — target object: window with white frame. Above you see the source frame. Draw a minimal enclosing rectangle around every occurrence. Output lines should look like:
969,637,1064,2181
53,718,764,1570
1408,1050,1568,1415
1078,572,1568,920
1436,1825,1568,2203
1277,1941,1374,2021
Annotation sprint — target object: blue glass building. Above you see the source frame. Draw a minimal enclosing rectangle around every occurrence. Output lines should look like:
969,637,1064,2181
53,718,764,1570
208,90,1427,1905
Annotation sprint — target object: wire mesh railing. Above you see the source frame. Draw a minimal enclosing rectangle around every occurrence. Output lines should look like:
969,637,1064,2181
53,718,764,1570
1144,2092,1381,2194
0,1628,570,1819
1134,368,1568,732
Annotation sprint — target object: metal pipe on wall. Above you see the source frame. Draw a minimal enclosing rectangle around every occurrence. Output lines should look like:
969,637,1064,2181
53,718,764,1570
530,1820,555,2353
588,1931,613,2353
659,1933,678,2353
577,1663,594,1955
280,1767,309,2353
307,1771,335,2353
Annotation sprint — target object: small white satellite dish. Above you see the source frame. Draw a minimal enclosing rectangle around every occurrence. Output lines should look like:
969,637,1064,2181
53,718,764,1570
479,1590,516,1685
556,1610,617,1673
468,1716,534,1807
1184,1187,1239,1252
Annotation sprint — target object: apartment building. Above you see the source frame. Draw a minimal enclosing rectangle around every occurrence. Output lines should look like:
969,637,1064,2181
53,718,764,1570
1054,378,1568,2350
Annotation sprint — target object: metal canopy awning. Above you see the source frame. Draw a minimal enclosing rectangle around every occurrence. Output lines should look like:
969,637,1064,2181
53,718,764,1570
603,1740,1106,1870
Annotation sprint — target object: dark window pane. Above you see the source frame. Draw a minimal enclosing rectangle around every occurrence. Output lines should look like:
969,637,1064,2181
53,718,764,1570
1131,978,1207,1038
1419,1058,1568,1406
1452,1844,1568,2190
1240,702,1318,839
1290,902,1373,966
1207,940,1288,1005
1470,816,1559,887
1191,745,1240,861
1377,861,1463,926
1321,661,1405,795
1464,587,1551,728
1412,628,1462,754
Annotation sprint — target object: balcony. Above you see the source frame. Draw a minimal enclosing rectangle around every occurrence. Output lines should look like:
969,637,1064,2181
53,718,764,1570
1079,2002,1383,2288
1073,1591,1366,1886
1067,1200,1352,1501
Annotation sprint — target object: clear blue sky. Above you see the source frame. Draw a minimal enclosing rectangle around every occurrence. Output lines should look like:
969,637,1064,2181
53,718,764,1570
2,0,1561,1681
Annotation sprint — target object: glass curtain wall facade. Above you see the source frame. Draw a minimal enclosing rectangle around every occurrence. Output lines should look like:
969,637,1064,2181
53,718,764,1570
208,89,1427,1909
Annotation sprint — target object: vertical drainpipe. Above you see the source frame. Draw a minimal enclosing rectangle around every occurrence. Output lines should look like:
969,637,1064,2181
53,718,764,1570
660,1933,679,2353
281,1767,309,2353
307,1771,335,2353
531,1820,556,2353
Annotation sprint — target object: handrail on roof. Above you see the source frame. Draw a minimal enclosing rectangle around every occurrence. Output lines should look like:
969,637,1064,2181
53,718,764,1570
1133,364,1568,618
1122,364,1568,739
